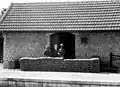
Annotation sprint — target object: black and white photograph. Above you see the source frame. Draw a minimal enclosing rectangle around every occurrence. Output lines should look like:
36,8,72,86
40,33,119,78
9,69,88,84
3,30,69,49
0,0,120,86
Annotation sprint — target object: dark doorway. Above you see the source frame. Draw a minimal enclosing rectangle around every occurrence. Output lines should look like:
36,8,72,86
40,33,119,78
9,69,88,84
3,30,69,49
50,32,75,59
0,33,3,63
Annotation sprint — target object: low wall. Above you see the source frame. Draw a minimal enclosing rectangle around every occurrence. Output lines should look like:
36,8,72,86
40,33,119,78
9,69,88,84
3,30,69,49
19,57,100,73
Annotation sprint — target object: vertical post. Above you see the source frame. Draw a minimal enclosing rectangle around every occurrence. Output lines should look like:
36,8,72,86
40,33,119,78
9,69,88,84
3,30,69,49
110,52,112,68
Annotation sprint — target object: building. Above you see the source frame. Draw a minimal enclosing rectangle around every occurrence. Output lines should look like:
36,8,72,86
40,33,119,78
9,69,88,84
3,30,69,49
0,1,120,69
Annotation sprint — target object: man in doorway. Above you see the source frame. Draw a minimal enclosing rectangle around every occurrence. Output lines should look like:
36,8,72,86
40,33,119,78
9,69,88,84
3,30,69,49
58,43,65,58
52,44,58,57
44,42,51,57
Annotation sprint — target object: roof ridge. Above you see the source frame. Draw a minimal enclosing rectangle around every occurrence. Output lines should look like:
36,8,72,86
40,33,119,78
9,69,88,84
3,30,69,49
0,3,13,24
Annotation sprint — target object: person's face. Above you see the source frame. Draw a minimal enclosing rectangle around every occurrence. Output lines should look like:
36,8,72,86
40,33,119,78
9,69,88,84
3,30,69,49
54,45,57,50
60,44,63,48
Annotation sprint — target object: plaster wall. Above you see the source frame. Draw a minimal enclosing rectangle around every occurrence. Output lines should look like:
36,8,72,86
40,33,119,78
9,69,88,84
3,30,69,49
3,32,48,68
3,31,120,69
75,31,120,68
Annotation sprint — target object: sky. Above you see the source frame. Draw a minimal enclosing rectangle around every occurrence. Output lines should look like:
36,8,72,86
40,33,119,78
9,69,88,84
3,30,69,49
0,0,104,10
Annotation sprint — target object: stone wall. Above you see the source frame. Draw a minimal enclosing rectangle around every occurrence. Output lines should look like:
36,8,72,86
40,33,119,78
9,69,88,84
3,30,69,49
19,57,100,73
3,32,48,68
75,31,120,68
3,31,120,69
75,31,120,58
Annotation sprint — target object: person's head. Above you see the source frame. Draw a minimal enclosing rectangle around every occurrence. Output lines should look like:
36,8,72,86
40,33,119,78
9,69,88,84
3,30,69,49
60,43,64,48
54,44,58,50
45,45,50,49
45,42,50,48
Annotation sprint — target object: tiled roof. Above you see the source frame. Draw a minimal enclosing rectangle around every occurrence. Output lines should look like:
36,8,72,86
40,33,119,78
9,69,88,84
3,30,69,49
0,1,120,31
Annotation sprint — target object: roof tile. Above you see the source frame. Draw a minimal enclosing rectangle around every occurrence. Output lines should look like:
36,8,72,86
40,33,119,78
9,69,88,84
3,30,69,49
0,1,120,31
